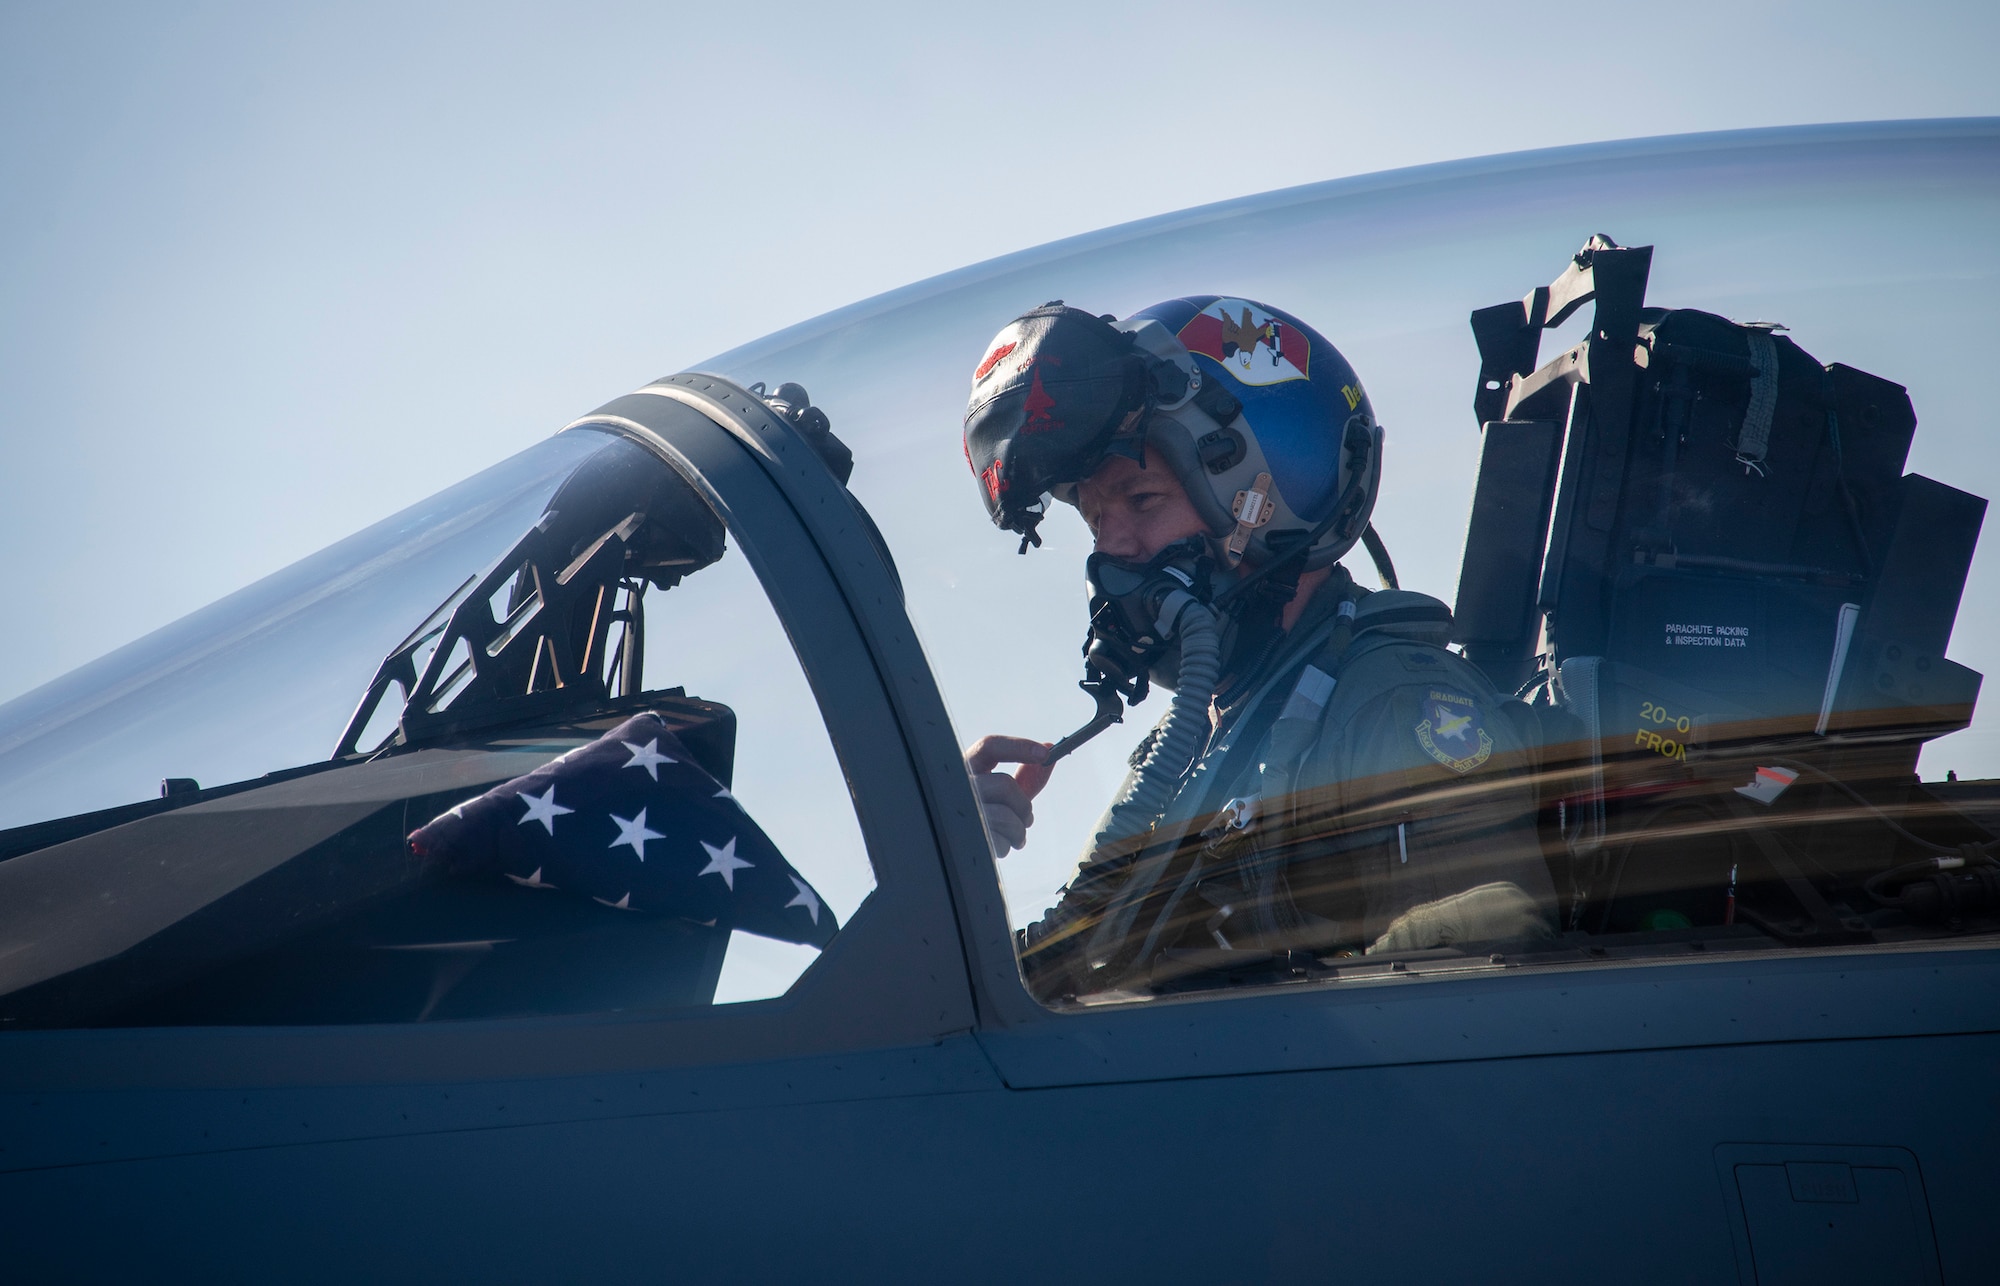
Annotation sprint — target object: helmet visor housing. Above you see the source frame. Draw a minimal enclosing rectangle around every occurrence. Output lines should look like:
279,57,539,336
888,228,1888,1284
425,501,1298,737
963,304,1148,542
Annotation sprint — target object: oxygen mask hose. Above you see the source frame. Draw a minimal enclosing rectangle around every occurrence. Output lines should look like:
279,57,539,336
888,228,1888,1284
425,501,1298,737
1094,599,1221,842
1066,538,1221,842
1067,596,1221,975
1020,598,1220,978
1018,552,1223,981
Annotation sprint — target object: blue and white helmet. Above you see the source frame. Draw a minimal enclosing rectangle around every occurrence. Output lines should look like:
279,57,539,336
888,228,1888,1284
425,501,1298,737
1047,296,1383,570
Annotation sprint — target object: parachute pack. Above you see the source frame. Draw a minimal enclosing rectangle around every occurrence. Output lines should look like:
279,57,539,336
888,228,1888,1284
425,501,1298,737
1453,236,1992,934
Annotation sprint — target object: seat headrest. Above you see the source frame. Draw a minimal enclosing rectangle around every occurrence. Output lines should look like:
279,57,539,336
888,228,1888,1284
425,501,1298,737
1352,589,1454,648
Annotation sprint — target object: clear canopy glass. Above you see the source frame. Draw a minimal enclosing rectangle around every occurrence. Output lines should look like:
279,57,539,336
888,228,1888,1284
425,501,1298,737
704,119,2000,940
0,429,872,1023
3,120,1997,1014
0,432,605,831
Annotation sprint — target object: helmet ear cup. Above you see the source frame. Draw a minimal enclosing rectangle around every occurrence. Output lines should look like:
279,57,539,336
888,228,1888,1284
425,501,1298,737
1194,427,1245,474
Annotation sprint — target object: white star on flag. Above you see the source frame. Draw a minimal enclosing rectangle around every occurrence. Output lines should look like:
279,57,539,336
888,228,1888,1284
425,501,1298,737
621,738,675,780
785,874,822,925
505,867,557,889
593,892,633,910
608,808,664,861
517,784,574,835
697,836,754,889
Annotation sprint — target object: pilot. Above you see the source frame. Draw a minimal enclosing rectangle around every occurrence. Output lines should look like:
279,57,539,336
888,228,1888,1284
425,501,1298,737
961,299,1557,997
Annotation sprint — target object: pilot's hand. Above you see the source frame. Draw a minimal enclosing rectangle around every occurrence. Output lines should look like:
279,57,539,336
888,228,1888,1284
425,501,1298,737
966,735,1053,859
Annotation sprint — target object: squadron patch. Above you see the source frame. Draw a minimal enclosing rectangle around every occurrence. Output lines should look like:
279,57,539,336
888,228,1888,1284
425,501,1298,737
1414,689,1493,774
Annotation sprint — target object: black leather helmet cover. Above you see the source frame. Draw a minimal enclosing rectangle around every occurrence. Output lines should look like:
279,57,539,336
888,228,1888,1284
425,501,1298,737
963,303,1149,543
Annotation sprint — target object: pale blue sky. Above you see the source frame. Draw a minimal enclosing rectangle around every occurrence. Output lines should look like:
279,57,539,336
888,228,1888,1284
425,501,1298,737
3,1,1997,699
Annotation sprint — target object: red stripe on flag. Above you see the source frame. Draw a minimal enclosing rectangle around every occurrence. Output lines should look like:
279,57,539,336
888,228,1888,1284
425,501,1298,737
1177,311,1228,362
1272,322,1310,378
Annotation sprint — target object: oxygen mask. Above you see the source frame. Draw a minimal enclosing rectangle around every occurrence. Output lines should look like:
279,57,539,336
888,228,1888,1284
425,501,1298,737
1045,537,1219,767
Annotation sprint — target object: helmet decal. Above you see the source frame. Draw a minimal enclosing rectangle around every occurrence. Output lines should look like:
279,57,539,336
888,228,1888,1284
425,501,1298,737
1021,362,1062,433
1133,295,1374,527
1177,300,1311,386
973,340,1017,382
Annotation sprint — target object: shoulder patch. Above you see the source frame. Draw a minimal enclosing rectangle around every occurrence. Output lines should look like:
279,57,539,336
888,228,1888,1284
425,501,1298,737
1414,689,1493,774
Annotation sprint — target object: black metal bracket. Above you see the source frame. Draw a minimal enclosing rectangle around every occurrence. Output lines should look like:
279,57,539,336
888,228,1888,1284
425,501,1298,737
333,436,726,758
1470,234,1652,426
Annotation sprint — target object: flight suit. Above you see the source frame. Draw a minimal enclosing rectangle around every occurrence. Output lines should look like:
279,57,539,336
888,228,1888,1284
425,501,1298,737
1025,573,1558,995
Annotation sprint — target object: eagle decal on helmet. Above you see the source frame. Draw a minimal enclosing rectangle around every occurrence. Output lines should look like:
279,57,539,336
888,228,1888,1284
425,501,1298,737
1176,299,1311,385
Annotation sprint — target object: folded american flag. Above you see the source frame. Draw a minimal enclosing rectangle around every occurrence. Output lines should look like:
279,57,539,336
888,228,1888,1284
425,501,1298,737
409,712,837,947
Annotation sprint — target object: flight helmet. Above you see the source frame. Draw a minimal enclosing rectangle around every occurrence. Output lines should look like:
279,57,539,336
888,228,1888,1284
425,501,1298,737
963,296,1383,571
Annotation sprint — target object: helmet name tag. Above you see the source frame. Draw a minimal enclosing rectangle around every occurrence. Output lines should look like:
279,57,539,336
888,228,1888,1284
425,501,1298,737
1227,472,1276,561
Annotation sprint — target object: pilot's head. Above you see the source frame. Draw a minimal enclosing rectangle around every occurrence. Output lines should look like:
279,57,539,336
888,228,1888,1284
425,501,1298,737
962,297,1383,576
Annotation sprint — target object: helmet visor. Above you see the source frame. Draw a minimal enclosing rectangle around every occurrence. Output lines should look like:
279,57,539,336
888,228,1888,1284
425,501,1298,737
963,304,1147,540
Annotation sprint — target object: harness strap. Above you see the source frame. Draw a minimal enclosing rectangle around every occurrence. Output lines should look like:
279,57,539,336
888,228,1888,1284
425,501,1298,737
1735,329,1780,475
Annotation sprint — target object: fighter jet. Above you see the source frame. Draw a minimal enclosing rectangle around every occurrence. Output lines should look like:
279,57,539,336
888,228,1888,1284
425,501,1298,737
1,119,1996,1283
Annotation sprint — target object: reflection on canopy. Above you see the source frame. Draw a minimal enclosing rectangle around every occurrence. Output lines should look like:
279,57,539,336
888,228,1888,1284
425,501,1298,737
0,425,871,1024
0,120,1995,1011
0,432,605,831
703,119,2000,933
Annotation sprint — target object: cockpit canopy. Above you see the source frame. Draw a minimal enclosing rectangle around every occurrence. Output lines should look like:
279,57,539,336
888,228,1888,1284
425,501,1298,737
0,119,1996,1021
